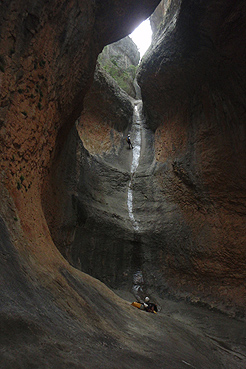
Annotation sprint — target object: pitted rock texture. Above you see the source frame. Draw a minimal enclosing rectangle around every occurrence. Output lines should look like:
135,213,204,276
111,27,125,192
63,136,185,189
0,0,160,270
0,0,165,367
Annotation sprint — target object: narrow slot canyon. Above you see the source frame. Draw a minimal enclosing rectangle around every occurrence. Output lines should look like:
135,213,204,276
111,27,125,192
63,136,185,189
0,1,246,368
127,101,142,233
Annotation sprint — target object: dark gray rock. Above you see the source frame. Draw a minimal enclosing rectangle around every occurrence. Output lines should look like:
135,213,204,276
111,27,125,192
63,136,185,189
149,0,172,36
137,0,246,312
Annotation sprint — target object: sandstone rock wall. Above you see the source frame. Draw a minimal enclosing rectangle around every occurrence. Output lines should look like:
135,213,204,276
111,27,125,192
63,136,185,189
0,1,163,366
1,1,246,366
0,0,160,270
42,64,135,282
138,0,246,314
42,0,246,317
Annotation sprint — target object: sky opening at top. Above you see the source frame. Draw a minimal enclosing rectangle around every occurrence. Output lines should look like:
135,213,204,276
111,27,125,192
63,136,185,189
129,18,152,59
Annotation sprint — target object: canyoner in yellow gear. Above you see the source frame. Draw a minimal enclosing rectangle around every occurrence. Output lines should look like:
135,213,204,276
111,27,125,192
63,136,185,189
131,297,158,314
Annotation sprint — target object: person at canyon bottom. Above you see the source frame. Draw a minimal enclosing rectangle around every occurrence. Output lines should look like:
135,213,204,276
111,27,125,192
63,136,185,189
143,297,158,313
126,134,133,149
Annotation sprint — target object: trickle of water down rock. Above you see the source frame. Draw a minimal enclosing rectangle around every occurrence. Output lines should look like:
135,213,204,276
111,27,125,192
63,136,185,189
127,99,146,301
127,100,142,232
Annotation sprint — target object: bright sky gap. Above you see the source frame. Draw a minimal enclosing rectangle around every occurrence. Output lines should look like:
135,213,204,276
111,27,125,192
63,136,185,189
129,18,152,59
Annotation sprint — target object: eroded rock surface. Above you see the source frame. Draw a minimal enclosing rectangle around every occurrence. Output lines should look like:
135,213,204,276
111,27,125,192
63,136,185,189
42,64,135,287
45,0,246,318
137,0,246,313
0,0,246,367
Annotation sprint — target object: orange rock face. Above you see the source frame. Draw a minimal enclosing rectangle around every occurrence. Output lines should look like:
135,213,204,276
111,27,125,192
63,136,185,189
0,0,159,251
0,0,160,321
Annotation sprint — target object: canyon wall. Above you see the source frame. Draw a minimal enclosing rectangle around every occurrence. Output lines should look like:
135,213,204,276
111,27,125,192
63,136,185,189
0,0,246,366
150,0,171,36
42,64,135,289
41,0,246,317
138,0,246,314
0,1,162,367
0,0,160,278
98,36,140,97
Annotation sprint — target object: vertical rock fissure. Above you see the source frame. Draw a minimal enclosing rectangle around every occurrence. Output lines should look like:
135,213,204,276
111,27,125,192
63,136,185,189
127,100,146,300
127,100,142,232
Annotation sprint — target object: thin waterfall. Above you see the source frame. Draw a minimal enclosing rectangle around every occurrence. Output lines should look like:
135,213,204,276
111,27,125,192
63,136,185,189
127,100,144,301
127,100,145,301
127,100,142,232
